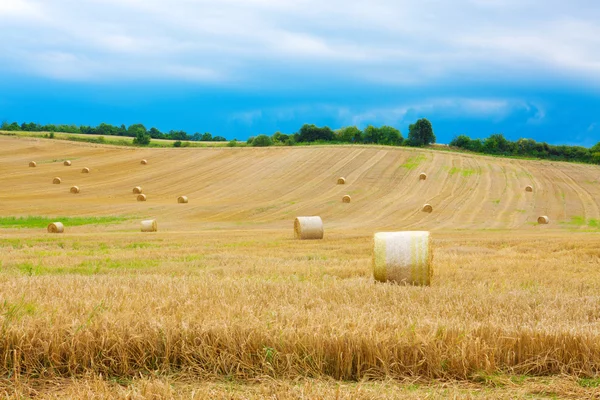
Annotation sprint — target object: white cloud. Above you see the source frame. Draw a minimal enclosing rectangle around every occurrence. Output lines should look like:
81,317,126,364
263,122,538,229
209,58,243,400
0,0,598,85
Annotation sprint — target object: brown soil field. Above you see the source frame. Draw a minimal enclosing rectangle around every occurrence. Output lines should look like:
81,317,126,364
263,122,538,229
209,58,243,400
1,135,600,399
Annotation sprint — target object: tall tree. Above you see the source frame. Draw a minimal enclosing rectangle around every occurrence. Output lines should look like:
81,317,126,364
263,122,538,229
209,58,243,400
407,118,435,146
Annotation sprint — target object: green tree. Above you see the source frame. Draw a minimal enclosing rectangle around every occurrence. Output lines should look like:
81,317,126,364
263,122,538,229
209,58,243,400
132,130,151,146
407,118,435,146
336,126,362,143
252,134,272,147
379,125,402,145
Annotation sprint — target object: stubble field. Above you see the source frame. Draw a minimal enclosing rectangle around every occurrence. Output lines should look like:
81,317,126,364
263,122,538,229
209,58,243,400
1,135,599,398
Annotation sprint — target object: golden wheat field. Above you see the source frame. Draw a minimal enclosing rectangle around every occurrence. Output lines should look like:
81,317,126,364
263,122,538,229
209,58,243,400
1,135,600,399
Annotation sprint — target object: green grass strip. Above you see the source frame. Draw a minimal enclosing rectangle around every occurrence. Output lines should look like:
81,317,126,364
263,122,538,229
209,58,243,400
0,216,127,228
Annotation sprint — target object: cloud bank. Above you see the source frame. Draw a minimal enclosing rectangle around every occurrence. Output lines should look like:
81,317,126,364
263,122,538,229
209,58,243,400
1,0,599,86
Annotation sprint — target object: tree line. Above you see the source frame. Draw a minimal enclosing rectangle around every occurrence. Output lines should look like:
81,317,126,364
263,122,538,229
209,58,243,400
0,121,227,144
449,134,600,164
247,119,436,147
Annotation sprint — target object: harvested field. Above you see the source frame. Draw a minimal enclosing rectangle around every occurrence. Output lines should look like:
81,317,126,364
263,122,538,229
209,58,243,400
1,136,600,397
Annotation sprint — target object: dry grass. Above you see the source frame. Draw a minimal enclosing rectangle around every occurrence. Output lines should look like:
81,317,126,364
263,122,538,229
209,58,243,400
1,230,599,384
1,136,600,397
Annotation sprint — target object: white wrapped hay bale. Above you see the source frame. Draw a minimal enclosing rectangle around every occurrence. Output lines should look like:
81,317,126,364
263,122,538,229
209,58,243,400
373,231,432,286
294,216,323,240
29,161,37,167
342,195,351,203
422,204,433,213
63,160,71,166
137,194,147,202
141,220,157,232
70,186,80,194
525,185,533,192
538,216,549,224
141,159,148,165
337,177,346,185
47,222,64,233
133,186,143,194
52,177,61,184
81,167,90,173
419,172,427,180
177,196,188,203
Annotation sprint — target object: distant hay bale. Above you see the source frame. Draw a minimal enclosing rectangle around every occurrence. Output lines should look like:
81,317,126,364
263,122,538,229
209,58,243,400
419,172,427,180
52,177,61,184
141,219,157,232
525,185,533,192
70,186,80,194
141,159,148,165
422,204,433,213
177,196,188,204
342,195,351,203
137,194,147,202
337,177,346,185
537,216,549,224
133,186,143,194
47,222,64,234
373,231,432,286
81,167,90,173
63,160,71,166
29,161,36,167
294,216,324,240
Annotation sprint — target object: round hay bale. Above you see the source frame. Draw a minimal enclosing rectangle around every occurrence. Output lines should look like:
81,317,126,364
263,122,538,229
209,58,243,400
525,185,533,192
337,177,346,185
52,177,61,184
70,186,80,194
294,216,323,240
419,172,427,180
538,216,549,224
137,194,147,202
141,159,148,165
373,231,432,286
422,204,433,213
133,186,143,194
81,167,90,173
63,160,71,166
29,161,37,167
342,195,351,203
177,196,188,204
47,222,64,234
141,219,157,232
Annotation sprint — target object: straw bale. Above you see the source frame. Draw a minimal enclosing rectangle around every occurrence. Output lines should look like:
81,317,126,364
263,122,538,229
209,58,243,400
141,219,157,232
177,196,188,204
63,160,71,166
373,231,432,285
52,177,61,184
133,186,143,194
47,222,64,234
29,161,36,167
81,167,90,173
137,194,147,202
419,172,427,180
141,159,148,165
294,216,324,240
70,186,80,194
422,204,433,213
525,185,533,192
342,195,351,203
337,177,346,185
538,216,549,224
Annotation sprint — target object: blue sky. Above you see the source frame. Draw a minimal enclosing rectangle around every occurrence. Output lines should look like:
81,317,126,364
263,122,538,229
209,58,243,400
0,0,599,145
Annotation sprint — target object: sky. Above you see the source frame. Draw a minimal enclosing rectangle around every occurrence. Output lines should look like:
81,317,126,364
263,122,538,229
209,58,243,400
0,0,599,145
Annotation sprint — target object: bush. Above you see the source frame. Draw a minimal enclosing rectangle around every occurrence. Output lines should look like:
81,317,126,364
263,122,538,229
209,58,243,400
133,131,151,146
252,134,272,147
227,140,237,147
173,140,182,147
